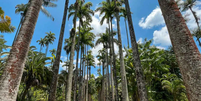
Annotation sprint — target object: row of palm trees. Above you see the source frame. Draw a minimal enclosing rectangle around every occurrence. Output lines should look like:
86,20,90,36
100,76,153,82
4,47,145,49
37,31,56,56
0,0,201,101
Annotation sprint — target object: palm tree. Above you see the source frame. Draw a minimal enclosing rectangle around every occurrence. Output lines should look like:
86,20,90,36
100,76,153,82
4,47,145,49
64,38,71,64
20,48,50,100
68,1,94,98
58,70,68,101
113,0,129,100
44,31,56,56
85,50,95,101
37,38,46,53
0,0,43,100
49,48,56,55
86,50,95,80
95,28,118,101
13,4,28,46
66,1,93,100
158,0,201,100
0,44,11,76
66,0,81,100
96,49,106,101
95,1,118,100
123,0,149,100
182,0,201,47
161,74,187,101
13,0,57,45
48,0,69,101
78,24,95,101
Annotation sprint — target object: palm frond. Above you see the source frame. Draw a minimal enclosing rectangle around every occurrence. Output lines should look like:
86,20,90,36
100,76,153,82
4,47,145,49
40,6,54,21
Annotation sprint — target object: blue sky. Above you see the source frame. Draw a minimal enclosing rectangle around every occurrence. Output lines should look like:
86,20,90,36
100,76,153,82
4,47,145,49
1,0,201,77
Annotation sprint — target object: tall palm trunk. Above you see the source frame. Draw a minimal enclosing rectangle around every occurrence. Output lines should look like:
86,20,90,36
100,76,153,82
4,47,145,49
101,56,105,101
39,45,43,53
89,67,91,80
105,77,108,101
98,89,101,101
73,18,82,101
48,0,69,101
79,47,84,100
82,45,87,101
125,18,130,48
66,0,79,100
158,0,201,100
86,50,89,101
113,0,129,100
12,15,25,46
124,0,148,101
78,47,83,100
81,46,85,101
45,44,49,56
108,20,119,101
109,19,119,101
107,46,114,101
73,49,79,101
106,46,111,101
0,0,42,100
84,45,87,101
65,81,68,101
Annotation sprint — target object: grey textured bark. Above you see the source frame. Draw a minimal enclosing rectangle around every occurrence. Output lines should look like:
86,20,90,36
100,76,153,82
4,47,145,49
105,78,108,101
45,44,49,56
12,15,24,46
78,48,83,100
73,18,81,101
102,57,105,101
109,49,115,101
65,82,68,101
66,1,79,101
83,45,86,101
124,0,149,101
113,0,129,100
106,48,110,101
39,45,42,53
86,51,88,101
107,23,115,101
109,19,119,101
98,89,101,101
80,48,85,101
125,19,130,48
158,0,201,100
79,47,84,100
48,0,69,101
0,0,42,100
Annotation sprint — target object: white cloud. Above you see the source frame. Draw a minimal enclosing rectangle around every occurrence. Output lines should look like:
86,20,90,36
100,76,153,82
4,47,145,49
60,56,68,70
89,11,119,66
153,26,171,47
139,1,201,48
60,61,68,71
90,11,109,35
91,44,104,56
137,37,143,44
91,43,119,66
139,7,165,29
73,59,80,64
